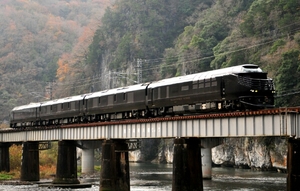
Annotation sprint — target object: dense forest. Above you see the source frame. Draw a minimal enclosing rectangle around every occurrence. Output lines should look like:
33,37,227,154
0,0,111,125
1,0,300,127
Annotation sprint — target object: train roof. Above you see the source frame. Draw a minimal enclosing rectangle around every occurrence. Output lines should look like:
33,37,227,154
40,94,86,106
85,83,149,99
148,64,263,88
11,102,41,111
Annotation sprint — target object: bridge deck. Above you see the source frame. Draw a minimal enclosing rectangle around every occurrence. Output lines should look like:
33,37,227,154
1,108,300,142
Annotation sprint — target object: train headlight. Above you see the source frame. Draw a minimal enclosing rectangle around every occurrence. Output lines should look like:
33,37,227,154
250,90,254,92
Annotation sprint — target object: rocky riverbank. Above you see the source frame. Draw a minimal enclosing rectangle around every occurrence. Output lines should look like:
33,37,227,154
129,137,287,172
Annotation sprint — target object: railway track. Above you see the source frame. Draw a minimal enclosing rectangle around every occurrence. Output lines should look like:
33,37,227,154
2,107,300,132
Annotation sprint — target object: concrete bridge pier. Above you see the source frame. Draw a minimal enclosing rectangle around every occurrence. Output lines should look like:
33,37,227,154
201,138,221,179
0,143,10,172
82,148,94,174
287,138,300,191
201,147,212,179
78,140,102,174
100,139,130,191
172,137,203,191
53,140,80,184
20,141,40,181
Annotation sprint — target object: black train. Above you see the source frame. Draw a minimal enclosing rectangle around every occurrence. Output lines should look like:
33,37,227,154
10,64,275,128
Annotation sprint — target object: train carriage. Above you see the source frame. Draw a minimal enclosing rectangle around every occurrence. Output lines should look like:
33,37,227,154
10,102,41,128
85,83,149,121
39,94,86,125
147,64,275,116
9,64,275,128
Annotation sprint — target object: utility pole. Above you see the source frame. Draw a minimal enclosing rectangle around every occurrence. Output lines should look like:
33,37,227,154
137,58,142,84
46,82,53,100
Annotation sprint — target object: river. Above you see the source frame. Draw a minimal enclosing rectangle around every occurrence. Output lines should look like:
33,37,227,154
0,163,286,191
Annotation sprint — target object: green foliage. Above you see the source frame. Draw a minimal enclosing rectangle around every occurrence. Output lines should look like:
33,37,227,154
0,173,13,180
87,29,106,66
275,49,300,106
269,39,285,54
295,32,300,45
110,33,133,69
0,0,107,122
161,48,178,78
2,0,300,119
92,0,204,79
240,0,300,37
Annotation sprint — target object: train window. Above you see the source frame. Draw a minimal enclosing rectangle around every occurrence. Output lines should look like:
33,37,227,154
98,97,101,104
114,94,117,102
123,93,126,101
53,105,57,111
61,104,63,110
159,87,166,98
193,83,198,89
170,85,179,94
205,79,211,87
181,85,189,91
68,102,70,109
211,78,217,86
166,86,169,98
128,92,133,102
88,99,93,108
199,80,204,88
50,105,52,111
158,88,161,98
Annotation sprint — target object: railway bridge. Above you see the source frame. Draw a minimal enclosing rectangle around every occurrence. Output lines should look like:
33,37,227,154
1,108,300,191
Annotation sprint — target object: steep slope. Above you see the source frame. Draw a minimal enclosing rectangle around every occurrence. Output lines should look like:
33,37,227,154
0,0,111,124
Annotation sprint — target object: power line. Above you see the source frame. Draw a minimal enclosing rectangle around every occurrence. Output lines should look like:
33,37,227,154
9,21,300,99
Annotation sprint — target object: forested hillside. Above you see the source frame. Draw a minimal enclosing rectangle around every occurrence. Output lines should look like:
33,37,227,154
0,0,111,125
1,0,300,126
76,0,300,105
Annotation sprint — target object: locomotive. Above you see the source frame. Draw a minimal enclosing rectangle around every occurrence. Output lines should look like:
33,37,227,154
10,64,275,128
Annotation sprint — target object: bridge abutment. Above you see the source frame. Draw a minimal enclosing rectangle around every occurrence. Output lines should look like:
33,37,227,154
52,140,80,184
0,143,10,172
172,137,203,191
20,141,40,181
100,139,130,191
287,138,300,191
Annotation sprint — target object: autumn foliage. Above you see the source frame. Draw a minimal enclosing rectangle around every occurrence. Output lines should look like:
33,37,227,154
0,0,112,123
8,143,58,179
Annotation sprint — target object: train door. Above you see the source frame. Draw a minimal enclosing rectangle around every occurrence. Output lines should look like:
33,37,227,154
146,88,154,107
82,97,87,114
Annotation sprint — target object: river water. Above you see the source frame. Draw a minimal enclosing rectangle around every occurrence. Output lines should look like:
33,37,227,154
0,163,286,191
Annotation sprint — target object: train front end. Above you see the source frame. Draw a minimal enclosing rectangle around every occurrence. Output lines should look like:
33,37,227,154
234,65,275,108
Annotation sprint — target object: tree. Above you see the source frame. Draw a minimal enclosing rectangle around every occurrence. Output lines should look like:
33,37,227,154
275,49,300,106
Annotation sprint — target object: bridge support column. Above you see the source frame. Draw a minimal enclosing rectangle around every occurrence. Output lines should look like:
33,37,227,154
201,138,220,179
201,148,212,179
82,148,94,174
287,138,300,191
20,142,40,181
53,140,80,184
100,139,130,191
0,143,10,172
172,138,203,191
